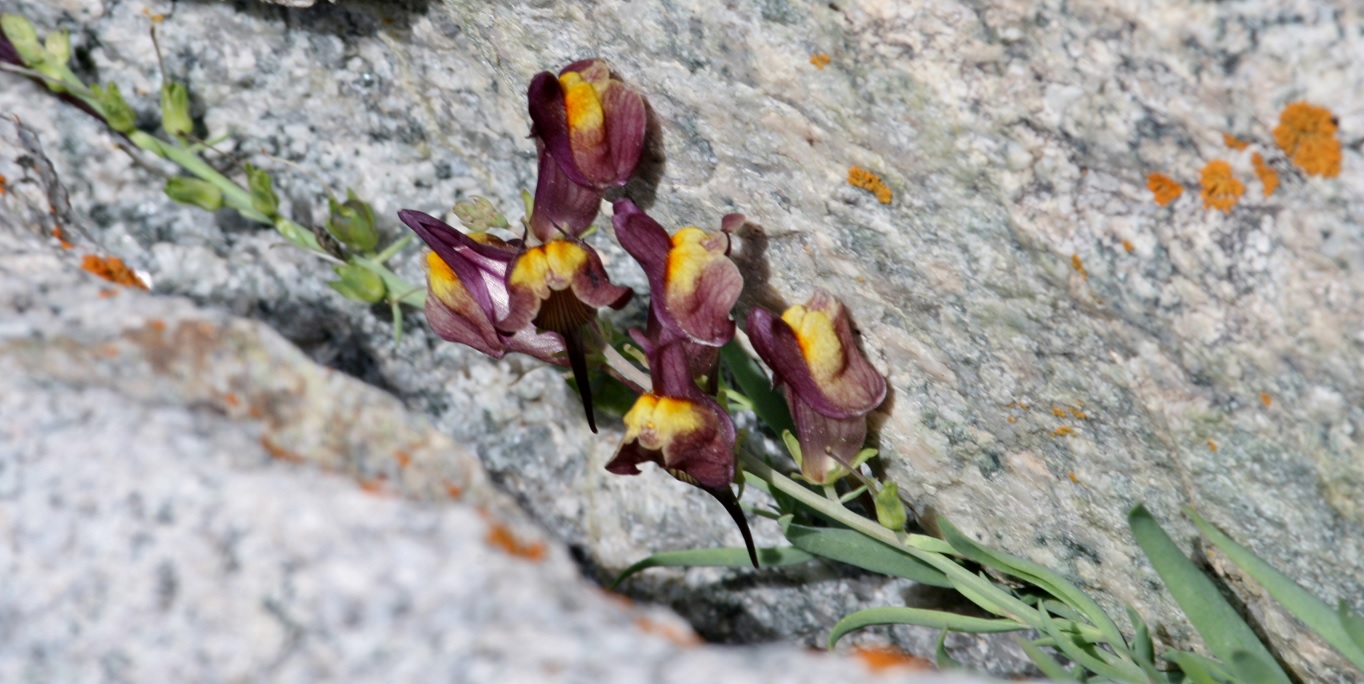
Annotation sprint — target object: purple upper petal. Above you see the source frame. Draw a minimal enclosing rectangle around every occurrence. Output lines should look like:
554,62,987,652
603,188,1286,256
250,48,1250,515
612,198,671,276
600,81,647,183
400,209,514,322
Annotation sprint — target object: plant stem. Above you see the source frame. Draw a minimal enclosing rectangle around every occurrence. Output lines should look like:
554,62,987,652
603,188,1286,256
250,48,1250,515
374,234,413,263
738,450,951,555
601,343,651,392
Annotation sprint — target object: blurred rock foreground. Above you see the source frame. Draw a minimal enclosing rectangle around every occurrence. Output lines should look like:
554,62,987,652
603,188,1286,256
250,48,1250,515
1,0,1361,682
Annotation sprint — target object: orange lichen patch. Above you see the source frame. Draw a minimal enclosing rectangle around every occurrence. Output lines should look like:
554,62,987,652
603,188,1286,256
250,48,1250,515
1260,391,1272,407
444,481,464,499
1207,439,1218,452
1053,425,1075,437
53,227,74,249
1251,152,1279,197
394,450,412,468
247,404,265,420
92,343,120,358
854,646,933,672
359,477,387,495
147,319,166,333
1122,239,1134,253
1222,133,1250,151
485,521,547,561
1070,407,1088,420
809,53,831,69
1273,102,1341,178
633,616,701,647
0,173,6,194
141,7,165,23
260,436,303,463
1007,415,1017,423
97,288,119,299
81,255,148,289
1068,471,1080,484
1071,254,1088,279
1146,173,1183,207
848,166,893,204
223,392,240,408
1051,407,1068,418
1007,401,1031,411
1199,160,1244,213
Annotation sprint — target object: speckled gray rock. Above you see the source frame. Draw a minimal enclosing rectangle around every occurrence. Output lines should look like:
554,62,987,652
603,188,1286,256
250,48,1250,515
0,119,998,683
1,0,1361,681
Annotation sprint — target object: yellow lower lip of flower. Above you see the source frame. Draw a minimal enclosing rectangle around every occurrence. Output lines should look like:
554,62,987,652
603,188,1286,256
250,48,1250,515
559,71,605,137
510,241,589,293
665,227,714,297
623,394,704,451
427,251,474,308
781,304,844,382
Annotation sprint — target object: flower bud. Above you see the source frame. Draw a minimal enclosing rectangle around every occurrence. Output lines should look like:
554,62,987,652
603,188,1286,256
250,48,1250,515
1,14,45,66
92,83,136,134
327,263,386,304
874,481,908,531
164,177,223,211
160,81,193,138
451,196,508,232
243,163,279,218
326,190,378,253
43,30,69,66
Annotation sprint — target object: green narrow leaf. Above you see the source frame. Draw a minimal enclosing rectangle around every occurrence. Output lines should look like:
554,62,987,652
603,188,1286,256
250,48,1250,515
1127,607,1155,664
1037,608,1146,682
1041,599,1086,624
720,340,794,436
611,546,814,587
939,517,1130,655
827,606,1025,649
1164,651,1233,684
935,628,962,670
923,557,1048,629
1128,505,1291,684
1125,606,1165,681
1340,601,1364,654
783,523,952,588
1015,637,1076,681
1229,651,1284,684
1188,507,1364,670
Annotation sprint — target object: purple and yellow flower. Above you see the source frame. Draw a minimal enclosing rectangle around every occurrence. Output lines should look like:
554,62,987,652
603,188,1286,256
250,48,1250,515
747,289,887,484
499,237,633,433
612,199,743,348
527,59,647,242
399,209,564,363
606,340,756,566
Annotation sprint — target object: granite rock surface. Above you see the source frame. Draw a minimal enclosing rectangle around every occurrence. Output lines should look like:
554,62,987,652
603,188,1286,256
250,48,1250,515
0,119,995,683
0,0,1361,681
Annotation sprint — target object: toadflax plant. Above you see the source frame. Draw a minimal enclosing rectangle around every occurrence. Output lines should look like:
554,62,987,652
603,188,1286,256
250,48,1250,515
7,13,1363,681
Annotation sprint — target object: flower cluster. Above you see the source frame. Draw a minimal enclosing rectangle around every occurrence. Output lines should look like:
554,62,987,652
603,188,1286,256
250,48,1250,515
402,58,889,566
400,59,643,433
